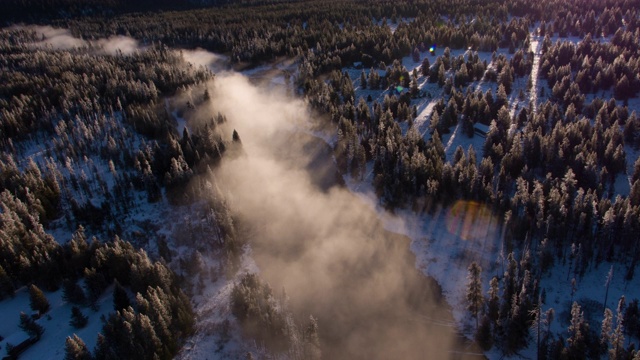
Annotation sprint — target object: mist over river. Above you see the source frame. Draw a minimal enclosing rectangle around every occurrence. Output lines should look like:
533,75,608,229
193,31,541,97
202,61,485,359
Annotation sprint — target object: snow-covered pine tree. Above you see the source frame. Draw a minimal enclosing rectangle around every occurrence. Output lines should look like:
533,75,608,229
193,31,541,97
303,315,321,360
64,334,91,360
466,262,484,328
601,307,613,351
566,302,587,359
487,276,500,323
28,284,50,314
610,296,627,360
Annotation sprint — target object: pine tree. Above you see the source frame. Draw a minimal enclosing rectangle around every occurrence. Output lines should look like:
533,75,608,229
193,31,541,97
84,267,107,306
113,280,130,311
530,298,543,359
429,110,440,133
437,63,446,87
487,276,500,323
65,334,92,360
0,265,15,299
610,296,627,360
63,279,86,305
566,302,587,359
545,308,555,337
467,262,484,328
303,315,321,360
29,284,50,314
475,315,493,350
601,307,613,352
421,57,431,77
604,265,613,311
360,70,367,89
70,306,89,328
232,129,242,143
19,311,44,339
412,47,421,63
623,299,640,346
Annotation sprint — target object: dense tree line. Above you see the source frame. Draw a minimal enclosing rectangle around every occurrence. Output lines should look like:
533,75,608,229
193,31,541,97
0,26,242,360
1,216,195,360
539,32,640,103
231,273,322,359
0,29,210,144
2,0,638,74
294,2,640,357
0,28,243,234
3,0,640,358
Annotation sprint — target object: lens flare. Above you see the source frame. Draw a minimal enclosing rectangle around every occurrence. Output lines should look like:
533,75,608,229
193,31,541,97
445,200,495,241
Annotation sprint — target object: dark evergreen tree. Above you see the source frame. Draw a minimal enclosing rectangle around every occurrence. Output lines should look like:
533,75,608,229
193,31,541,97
421,57,431,77
466,262,484,328
412,47,421,63
29,284,50,314
19,311,44,339
487,276,500,323
113,280,130,312
84,267,108,306
0,265,15,299
70,306,89,329
63,279,86,305
624,299,640,344
475,315,493,351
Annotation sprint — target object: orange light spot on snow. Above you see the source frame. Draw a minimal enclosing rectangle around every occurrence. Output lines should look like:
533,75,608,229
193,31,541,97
445,200,495,241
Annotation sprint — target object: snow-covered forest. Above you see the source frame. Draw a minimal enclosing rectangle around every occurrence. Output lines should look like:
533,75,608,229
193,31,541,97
2,0,640,359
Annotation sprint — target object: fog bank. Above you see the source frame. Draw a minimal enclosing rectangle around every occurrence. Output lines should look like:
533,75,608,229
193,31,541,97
208,72,472,359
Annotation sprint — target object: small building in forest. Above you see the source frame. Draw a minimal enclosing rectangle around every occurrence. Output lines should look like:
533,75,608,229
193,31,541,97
2,331,40,360
474,122,490,138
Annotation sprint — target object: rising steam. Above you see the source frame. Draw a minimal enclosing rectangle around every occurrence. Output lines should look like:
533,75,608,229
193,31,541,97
4,21,472,356
205,71,467,359
181,49,227,71
28,25,87,50
93,35,140,55
14,25,140,55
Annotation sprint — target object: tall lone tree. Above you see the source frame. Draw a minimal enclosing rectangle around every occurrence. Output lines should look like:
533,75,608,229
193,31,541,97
601,307,613,347
29,284,50,314
610,296,627,360
467,262,484,328
566,302,588,359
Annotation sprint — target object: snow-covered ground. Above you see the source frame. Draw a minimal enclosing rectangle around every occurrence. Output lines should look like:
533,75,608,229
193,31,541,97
176,246,265,360
0,86,244,359
0,285,113,359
